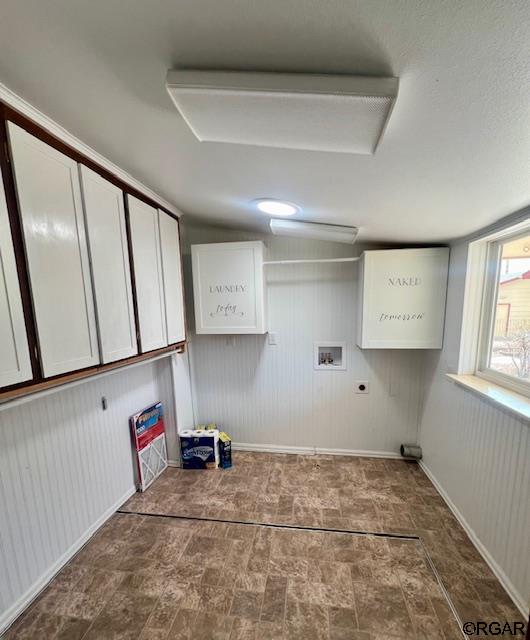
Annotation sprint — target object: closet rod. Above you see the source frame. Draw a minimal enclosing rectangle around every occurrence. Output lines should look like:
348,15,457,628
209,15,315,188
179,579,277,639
263,257,360,266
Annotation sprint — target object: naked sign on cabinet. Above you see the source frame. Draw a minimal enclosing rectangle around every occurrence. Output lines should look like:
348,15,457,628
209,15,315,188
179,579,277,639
356,247,449,349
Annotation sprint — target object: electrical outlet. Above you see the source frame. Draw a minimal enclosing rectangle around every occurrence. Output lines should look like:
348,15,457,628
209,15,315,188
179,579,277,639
268,332,277,345
355,381,369,394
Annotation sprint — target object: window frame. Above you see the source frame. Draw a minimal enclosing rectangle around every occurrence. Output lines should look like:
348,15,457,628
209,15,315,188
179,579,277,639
475,227,530,398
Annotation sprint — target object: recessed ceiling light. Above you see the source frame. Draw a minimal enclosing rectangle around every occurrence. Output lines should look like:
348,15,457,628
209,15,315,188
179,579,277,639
255,199,299,216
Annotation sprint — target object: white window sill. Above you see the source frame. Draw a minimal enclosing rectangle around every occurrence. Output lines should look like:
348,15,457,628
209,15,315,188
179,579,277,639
446,374,530,422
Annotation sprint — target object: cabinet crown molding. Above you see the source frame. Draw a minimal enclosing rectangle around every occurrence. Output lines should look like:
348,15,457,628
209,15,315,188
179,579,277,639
0,82,181,218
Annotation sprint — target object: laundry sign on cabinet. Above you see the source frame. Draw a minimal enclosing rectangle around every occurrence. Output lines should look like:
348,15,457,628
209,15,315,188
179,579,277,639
356,247,449,349
191,241,266,334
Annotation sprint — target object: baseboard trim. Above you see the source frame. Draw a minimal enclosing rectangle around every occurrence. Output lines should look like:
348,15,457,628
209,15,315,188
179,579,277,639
233,442,403,459
0,485,136,635
419,460,528,618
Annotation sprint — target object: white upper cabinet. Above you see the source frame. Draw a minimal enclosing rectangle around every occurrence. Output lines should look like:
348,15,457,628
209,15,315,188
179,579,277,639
0,166,32,387
8,123,99,377
191,241,266,334
127,195,167,352
356,247,449,349
158,210,186,344
79,166,137,363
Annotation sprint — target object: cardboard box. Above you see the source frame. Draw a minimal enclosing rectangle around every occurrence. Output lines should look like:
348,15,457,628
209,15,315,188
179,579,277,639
179,429,219,469
218,432,232,469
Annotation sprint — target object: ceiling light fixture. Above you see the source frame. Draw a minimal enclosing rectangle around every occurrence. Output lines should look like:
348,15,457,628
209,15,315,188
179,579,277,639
166,70,398,154
255,199,299,216
269,219,358,244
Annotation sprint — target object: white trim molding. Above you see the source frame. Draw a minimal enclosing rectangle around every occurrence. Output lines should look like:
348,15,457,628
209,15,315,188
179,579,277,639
0,82,182,217
0,486,136,636
419,460,528,618
458,217,530,376
446,373,530,422
458,240,488,374
233,442,403,459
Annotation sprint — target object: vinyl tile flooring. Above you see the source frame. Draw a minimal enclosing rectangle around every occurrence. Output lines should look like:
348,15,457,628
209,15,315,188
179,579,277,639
4,515,461,640
4,452,525,639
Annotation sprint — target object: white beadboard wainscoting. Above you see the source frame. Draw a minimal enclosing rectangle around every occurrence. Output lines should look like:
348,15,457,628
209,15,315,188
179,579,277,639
419,243,530,617
182,223,428,456
0,356,179,634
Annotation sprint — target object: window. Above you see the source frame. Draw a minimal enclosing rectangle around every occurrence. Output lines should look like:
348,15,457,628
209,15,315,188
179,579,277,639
477,228,530,396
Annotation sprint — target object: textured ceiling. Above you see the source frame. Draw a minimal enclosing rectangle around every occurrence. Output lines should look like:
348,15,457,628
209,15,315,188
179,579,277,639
0,0,528,242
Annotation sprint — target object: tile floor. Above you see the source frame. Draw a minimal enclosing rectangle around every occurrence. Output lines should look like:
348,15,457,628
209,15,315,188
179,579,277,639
5,514,461,640
121,452,525,632
4,452,525,639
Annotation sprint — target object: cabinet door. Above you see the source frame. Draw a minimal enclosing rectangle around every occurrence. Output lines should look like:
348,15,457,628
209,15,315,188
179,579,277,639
8,123,99,377
191,241,266,334
79,166,137,363
0,166,32,387
158,211,186,344
127,195,167,352
358,247,449,349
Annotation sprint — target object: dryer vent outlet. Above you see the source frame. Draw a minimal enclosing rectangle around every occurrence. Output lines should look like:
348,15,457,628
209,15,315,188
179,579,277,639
400,444,422,460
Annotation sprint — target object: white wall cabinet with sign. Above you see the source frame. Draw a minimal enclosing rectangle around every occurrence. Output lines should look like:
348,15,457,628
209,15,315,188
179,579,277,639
191,241,266,334
8,123,100,377
0,166,33,387
158,211,186,344
356,247,449,349
80,166,138,363
127,195,167,352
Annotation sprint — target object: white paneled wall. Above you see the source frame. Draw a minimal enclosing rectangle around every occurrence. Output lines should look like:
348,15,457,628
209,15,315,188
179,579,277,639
420,244,530,616
170,349,195,443
0,356,179,633
183,223,427,455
